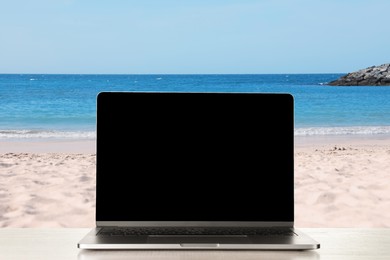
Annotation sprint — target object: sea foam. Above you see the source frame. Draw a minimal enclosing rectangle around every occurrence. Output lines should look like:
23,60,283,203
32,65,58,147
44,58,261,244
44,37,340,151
295,126,390,136
0,130,96,140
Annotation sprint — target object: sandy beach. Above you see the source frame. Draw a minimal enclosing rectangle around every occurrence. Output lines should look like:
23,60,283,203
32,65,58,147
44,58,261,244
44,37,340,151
0,136,389,228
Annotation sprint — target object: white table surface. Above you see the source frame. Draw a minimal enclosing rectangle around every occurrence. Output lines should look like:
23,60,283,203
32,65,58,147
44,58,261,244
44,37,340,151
0,228,389,260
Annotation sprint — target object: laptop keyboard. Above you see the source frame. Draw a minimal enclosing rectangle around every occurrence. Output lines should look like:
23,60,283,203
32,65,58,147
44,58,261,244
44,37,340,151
98,227,296,236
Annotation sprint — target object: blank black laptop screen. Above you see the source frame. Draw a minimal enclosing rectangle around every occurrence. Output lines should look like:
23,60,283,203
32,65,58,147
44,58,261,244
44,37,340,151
96,92,294,222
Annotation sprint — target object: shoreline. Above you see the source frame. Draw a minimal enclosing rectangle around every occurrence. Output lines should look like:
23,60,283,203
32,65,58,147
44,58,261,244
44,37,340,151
295,133,390,148
0,139,96,154
0,135,389,228
1,134,390,154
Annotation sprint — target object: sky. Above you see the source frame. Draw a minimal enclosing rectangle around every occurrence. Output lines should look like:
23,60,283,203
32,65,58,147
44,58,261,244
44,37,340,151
0,0,389,74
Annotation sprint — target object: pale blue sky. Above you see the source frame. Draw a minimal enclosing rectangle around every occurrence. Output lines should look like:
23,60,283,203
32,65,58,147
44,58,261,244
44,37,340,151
1,0,389,74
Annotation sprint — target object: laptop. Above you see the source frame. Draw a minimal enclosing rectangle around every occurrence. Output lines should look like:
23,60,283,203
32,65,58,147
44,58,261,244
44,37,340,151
77,91,320,250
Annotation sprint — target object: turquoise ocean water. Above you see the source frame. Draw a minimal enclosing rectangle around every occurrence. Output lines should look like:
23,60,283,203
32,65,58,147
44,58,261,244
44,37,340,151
1,74,390,140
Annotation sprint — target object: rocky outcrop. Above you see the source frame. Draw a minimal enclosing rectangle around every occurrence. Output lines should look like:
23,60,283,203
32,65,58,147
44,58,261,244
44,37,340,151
328,63,390,86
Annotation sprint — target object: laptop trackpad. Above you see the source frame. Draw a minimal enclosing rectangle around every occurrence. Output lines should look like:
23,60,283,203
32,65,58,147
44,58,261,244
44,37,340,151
147,235,250,244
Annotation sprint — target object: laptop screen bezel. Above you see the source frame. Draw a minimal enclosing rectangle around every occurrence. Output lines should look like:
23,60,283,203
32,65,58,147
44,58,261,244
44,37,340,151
95,91,295,227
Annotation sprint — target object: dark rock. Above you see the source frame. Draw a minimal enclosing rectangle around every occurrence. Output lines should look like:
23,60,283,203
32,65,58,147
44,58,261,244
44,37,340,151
328,63,390,86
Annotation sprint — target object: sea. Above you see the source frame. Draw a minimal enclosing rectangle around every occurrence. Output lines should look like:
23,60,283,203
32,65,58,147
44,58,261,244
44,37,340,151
1,73,390,140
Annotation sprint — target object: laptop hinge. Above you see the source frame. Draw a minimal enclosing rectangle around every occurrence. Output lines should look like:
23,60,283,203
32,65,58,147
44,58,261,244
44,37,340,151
96,221,294,228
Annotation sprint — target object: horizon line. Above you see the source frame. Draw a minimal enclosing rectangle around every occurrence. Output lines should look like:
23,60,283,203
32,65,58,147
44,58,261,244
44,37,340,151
0,72,346,76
